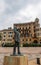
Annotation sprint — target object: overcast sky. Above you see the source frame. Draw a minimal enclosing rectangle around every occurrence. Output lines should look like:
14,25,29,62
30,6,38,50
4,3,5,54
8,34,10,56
0,0,41,30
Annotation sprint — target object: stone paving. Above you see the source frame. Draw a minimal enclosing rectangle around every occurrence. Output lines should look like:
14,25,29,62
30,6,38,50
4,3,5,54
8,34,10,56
0,47,41,65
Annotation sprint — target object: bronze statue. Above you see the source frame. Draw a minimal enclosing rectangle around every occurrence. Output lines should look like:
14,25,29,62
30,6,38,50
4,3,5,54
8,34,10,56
13,26,21,55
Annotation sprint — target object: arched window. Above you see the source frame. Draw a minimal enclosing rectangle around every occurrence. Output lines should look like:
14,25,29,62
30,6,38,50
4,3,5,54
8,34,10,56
33,40,38,44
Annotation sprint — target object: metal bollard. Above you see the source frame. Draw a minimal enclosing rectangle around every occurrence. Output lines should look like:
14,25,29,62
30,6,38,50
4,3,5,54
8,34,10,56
37,58,40,65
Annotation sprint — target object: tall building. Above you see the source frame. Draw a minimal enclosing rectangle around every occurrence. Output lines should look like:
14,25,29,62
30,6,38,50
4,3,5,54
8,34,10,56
14,18,40,44
0,18,41,46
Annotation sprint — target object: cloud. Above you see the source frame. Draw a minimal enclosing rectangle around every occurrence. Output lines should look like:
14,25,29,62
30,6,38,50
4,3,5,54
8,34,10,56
0,0,41,30
4,0,28,15
0,0,5,16
12,1,41,24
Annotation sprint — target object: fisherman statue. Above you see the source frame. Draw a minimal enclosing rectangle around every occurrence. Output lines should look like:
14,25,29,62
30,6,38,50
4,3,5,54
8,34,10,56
13,26,21,55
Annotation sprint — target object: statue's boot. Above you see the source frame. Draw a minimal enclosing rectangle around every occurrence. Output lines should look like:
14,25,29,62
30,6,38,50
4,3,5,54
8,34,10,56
18,52,21,54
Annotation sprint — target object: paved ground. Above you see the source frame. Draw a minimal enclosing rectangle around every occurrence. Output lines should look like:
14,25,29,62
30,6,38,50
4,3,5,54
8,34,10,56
0,47,41,65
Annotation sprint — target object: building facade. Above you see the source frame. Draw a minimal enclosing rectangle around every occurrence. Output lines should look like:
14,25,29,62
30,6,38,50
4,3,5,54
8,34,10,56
0,27,14,46
0,18,41,46
14,18,40,45
39,28,41,43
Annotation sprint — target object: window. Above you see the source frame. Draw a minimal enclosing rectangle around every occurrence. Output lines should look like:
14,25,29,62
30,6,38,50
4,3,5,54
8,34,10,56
34,34,36,37
30,34,32,37
23,27,24,30
26,27,27,29
8,32,13,34
22,34,24,37
23,39,24,41
29,27,30,29
25,33,28,37
8,35,12,37
40,39,41,41
3,32,6,34
4,35,6,37
29,30,31,32
7,39,12,41
3,39,5,41
40,42,41,44
20,28,21,30
30,39,31,41
36,29,39,31
11,35,12,37
26,39,28,41
8,35,10,37
25,33,29,37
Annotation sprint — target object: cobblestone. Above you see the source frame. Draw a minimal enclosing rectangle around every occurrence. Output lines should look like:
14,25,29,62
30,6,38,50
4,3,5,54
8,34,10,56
0,47,41,65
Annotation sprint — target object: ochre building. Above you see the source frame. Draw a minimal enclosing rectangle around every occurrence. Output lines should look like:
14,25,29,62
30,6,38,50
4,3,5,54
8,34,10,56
0,18,41,46
39,28,41,43
0,27,14,46
14,18,41,45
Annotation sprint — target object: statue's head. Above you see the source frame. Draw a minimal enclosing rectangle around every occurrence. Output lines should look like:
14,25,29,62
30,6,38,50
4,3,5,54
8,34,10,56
14,26,17,33
17,29,19,32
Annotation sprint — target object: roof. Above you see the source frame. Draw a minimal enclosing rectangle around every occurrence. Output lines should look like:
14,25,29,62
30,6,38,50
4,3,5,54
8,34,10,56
14,21,35,25
0,29,13,32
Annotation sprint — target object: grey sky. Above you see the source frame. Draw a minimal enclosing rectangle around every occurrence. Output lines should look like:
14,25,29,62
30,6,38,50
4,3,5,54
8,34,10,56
0,0,41,30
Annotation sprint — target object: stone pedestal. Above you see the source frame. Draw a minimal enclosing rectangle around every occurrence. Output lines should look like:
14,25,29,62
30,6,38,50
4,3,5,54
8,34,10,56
3,55,28,65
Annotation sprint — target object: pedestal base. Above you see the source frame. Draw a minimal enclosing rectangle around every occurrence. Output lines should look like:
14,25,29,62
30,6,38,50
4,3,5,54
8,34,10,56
3,55,28,65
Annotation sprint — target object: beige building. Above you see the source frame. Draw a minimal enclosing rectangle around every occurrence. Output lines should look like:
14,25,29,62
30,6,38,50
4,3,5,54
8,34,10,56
0,27,14,46
14,18,40,44
0,18,41,46
39,28,41,43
